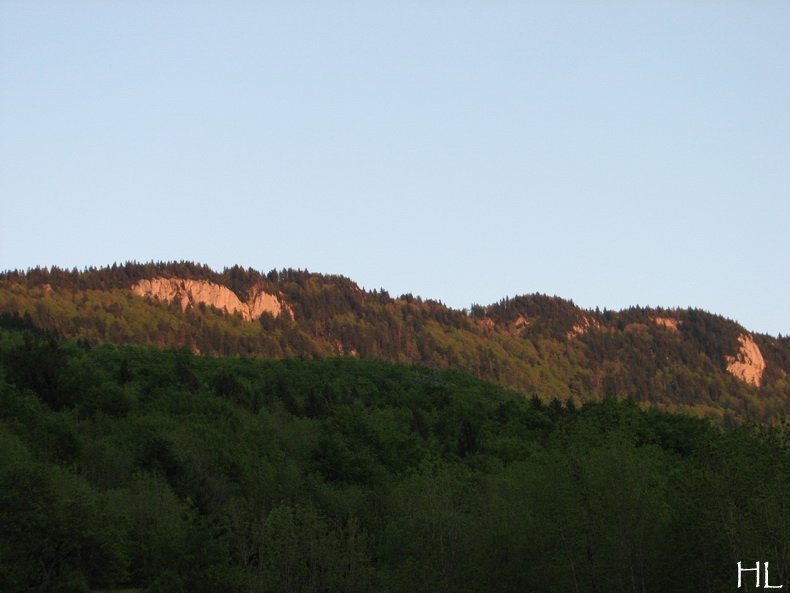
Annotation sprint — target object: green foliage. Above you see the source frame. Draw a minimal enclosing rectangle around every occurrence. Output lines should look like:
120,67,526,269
0,439,127,592
0,326,788,591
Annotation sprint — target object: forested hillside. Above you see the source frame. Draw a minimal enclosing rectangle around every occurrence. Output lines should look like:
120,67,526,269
1,323,788,592
1,262,788,421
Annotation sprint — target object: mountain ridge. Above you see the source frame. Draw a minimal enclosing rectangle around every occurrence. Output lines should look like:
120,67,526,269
1,261,788,422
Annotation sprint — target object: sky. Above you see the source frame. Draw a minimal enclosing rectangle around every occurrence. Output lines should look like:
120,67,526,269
1,2,788,336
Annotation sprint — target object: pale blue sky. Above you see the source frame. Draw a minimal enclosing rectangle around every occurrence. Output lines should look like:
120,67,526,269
1,2,788,335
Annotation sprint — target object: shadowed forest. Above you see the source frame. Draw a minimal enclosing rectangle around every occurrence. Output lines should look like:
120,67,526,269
1,318,787,592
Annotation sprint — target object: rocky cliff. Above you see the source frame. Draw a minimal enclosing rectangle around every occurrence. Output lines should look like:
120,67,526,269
726,334,766,387
131,277,290,321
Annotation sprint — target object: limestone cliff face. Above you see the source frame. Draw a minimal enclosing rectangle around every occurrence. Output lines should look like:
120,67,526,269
653,317,680,332
131,278,291,321
567,315,600,339
726,334,766,387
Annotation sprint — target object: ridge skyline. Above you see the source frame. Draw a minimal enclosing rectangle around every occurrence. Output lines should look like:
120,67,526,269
2,260,785,339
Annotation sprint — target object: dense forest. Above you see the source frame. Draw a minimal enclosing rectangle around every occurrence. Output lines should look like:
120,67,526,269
1,262,788,422
1,320,788,592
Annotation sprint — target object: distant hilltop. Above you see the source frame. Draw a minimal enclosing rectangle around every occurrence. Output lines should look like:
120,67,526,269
1,262,788,422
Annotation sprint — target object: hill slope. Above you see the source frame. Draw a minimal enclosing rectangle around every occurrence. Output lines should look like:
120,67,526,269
1,325,788,592
1,262,788,421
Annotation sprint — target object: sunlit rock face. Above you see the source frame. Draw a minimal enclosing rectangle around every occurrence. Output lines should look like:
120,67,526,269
567,315,599,339
653,317,680,332
726,334,766,387
131,278,291,321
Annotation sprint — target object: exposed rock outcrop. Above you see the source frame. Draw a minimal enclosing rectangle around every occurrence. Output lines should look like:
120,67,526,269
512,315,530,330
567,316,599,339
653,317,680,332
726,334,766,387
480,317,496,330
131,278,291,321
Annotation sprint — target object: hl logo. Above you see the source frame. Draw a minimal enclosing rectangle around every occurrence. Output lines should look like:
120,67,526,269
738,562,784,589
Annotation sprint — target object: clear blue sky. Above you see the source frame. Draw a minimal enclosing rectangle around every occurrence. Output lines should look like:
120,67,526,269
1,2,788,335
